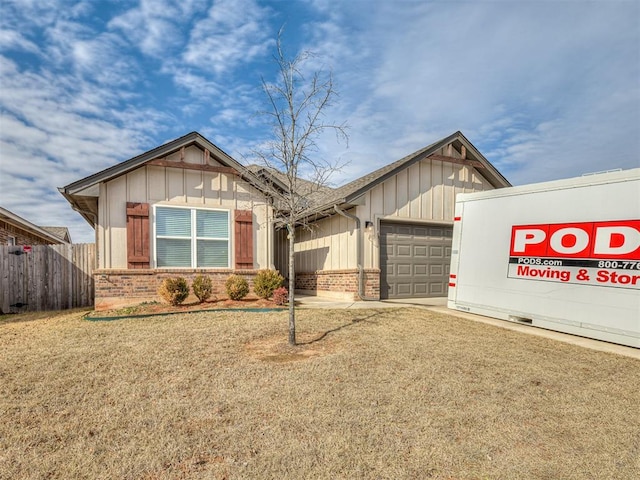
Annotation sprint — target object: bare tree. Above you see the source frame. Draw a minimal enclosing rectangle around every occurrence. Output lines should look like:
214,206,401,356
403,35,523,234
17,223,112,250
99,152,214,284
254,34,348,345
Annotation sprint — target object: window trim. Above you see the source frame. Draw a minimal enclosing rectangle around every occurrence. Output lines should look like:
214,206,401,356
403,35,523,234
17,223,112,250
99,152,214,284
153,205,231,268
7,236,16,246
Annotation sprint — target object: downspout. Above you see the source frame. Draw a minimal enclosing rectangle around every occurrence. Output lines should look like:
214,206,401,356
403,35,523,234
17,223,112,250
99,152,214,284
333,205,377,301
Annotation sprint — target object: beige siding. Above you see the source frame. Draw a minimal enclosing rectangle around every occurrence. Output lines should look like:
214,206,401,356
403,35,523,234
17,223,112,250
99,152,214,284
286,213,356,275
98,145,273,269
290,152,497,273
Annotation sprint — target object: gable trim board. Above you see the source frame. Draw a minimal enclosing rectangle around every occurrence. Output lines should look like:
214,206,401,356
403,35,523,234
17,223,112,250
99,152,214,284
60,130,509,307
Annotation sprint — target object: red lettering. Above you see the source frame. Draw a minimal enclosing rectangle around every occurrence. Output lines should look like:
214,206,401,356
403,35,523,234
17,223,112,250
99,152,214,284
516,265,570,282
609,233,626,249
511,220,640,260
596,270,640,285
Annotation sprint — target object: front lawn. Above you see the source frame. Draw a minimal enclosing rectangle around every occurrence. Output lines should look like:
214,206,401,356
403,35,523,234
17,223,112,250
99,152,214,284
1,308,638,479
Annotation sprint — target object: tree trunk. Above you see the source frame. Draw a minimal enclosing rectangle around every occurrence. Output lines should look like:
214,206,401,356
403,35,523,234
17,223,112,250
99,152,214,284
288,225,296,345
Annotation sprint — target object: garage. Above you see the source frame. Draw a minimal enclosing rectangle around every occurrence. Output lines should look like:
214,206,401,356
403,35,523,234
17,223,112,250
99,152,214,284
380,222,453,299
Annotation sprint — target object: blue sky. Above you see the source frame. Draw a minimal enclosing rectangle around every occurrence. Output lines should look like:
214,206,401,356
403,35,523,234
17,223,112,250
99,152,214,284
1,0,639,243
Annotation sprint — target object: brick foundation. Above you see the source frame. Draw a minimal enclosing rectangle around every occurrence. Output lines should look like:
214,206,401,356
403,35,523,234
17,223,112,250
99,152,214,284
295,269,380,300
94,269,260,310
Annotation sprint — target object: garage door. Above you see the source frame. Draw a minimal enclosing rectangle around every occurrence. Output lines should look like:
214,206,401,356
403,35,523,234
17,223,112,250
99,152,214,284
380,222,453,299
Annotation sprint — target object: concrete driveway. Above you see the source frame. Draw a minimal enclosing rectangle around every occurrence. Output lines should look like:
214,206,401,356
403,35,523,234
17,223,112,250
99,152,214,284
294,294,447,309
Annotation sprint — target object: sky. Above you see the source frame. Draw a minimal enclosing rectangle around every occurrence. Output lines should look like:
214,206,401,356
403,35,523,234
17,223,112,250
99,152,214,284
1,0,638,243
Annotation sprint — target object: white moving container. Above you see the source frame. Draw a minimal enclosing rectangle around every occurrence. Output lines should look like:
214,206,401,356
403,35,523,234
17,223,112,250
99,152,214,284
447,168,640,348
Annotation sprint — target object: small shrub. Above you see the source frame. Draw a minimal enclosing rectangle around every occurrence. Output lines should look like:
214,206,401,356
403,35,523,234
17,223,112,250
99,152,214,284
273,287,288,306
158,277,189,306
225,274,249,301
192,275,213,303
253,269,285,299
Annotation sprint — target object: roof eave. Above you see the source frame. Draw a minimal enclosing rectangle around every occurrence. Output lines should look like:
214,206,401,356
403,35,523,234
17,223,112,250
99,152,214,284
0,207,71,244
297,131,510,217
59,132,273,223
58,188,98,228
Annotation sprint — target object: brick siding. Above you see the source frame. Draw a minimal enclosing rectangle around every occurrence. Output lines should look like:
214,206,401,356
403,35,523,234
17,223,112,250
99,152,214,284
94,269,261,310
295,269,380,300
0,220,59,246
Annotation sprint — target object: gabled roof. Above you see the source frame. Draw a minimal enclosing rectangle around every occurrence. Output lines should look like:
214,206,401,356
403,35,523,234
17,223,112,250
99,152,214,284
0,207,71,244
59,132,270,227
60,130,510,228
61,131,259,196
302,130,510,216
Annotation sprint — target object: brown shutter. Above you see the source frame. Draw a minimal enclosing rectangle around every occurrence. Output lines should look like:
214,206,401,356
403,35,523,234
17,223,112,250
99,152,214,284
126,202,150,269
234,209,253,269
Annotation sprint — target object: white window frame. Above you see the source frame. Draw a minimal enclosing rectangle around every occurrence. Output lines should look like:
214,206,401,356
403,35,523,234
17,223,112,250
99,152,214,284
7,236,16,246
153,205,231,268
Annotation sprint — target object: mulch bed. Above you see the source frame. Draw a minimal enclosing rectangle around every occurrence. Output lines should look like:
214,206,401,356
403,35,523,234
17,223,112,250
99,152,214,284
86,298,286,319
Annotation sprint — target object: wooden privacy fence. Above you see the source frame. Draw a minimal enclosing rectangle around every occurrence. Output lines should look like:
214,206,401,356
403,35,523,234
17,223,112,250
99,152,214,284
0,244,95,313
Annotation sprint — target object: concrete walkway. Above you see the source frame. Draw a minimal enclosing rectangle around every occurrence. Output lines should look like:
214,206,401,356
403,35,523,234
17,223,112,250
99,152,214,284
294,294,446,309
294,294,640,360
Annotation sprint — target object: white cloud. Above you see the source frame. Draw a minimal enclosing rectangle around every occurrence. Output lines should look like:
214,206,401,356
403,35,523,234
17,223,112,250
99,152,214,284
44,22,140,87
0,29,40,53
108,0,208,57
182,0,274,74
298,0,640,185
161,63,223,97
0,53,165,242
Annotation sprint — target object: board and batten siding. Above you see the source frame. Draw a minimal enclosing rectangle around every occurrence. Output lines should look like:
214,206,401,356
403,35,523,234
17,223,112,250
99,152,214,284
286,157,493,274
293,213,357,274
359,158,491,270
96,145,273,270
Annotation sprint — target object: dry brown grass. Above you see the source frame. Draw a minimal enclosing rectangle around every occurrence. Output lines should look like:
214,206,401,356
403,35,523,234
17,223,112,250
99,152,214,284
1,307,638,479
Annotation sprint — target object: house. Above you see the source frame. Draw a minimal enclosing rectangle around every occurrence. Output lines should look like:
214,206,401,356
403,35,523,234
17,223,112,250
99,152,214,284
0,207,71,245
60,130,509,309
59,132,275,310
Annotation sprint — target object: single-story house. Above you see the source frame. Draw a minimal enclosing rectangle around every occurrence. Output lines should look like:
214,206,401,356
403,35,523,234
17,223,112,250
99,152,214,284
0,207,71,245
60,131,509,309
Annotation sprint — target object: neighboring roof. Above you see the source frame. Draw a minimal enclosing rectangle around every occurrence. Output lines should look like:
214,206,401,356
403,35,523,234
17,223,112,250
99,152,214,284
41,226,72,243
302,130,511,216
0,207,71,244
246,164,336,201
59,132,270,227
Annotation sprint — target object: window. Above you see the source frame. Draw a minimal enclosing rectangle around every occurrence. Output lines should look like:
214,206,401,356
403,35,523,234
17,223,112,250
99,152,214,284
155,206,229,268
7,236,15,246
